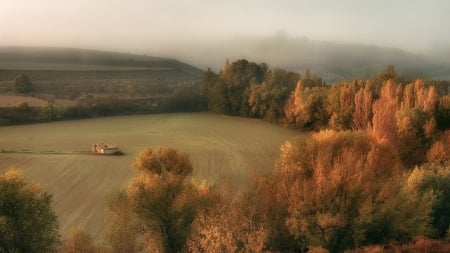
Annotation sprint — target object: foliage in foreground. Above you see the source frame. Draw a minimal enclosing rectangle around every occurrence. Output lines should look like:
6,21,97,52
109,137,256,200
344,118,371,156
0,169,60,253
98,132,449,252
104,148,215,253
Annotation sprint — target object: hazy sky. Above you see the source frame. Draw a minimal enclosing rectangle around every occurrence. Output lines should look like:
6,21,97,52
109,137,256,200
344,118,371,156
1,0,450,55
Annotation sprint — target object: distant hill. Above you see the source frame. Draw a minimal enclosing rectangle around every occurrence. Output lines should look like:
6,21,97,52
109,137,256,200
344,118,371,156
158,35,450,83
0,46,203,75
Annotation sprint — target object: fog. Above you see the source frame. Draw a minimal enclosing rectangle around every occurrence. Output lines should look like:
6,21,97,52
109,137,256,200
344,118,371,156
1,0,450,75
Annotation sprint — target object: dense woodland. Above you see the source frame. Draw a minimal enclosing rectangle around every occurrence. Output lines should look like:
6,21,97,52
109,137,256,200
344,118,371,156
1,59,450,252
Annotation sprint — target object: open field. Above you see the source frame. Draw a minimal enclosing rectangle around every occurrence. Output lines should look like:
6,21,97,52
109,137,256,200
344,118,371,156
0,113,301,241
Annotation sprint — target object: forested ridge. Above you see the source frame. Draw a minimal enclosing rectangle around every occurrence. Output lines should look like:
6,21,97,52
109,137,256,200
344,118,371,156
2,59,450,252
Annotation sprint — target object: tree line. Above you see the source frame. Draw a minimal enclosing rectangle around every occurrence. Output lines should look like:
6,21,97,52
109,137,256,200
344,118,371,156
202,60,450,168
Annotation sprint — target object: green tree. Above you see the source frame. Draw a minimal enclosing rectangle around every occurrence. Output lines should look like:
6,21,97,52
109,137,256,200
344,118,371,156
218,59,268,116
164,83,207,112
41,103,64,121
15,102,31,113
13,73,33,93
436,95,450,130
0,169,60,253
396,109,434,167
327,81,357,130
248,68,298,122
376,65,397,83
419,164,450,239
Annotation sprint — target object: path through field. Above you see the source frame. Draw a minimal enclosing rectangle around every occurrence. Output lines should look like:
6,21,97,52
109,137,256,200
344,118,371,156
0,113,300,241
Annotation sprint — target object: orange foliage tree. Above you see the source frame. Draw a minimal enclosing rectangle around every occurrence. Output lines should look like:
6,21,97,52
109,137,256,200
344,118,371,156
267,130,432,251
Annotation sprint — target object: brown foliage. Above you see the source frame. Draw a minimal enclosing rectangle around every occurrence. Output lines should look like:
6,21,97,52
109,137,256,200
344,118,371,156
349,237,450,253
185,195,267,253
60,229,99,253
427,130,450,162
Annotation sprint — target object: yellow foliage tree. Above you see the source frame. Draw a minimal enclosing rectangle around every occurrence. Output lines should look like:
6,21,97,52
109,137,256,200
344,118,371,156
106,147,214,253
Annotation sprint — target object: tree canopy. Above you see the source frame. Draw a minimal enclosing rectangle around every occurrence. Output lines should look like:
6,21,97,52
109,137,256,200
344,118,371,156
0,169,60,253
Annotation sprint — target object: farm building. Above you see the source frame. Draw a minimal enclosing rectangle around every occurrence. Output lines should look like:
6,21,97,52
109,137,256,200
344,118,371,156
91,143,120,155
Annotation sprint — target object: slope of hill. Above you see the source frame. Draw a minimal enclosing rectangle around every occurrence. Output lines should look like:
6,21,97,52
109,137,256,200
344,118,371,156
0,46,203,73
0,47,203,100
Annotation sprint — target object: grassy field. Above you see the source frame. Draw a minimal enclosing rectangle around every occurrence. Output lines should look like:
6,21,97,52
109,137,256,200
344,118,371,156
0,113,301,241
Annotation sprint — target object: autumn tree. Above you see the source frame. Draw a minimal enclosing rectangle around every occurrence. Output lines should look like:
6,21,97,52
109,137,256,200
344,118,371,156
104,192,141,253
427,130,450,163
60,229,100,253
352,80,373,130
0,169,60,253
371,80,401,144
284,81,329,130
270,130,432,251
185,193,267,253
250,160,306,252
105,147,214,253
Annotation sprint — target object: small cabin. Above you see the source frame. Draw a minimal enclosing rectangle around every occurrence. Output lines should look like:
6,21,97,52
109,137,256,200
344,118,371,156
92,143,120,155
